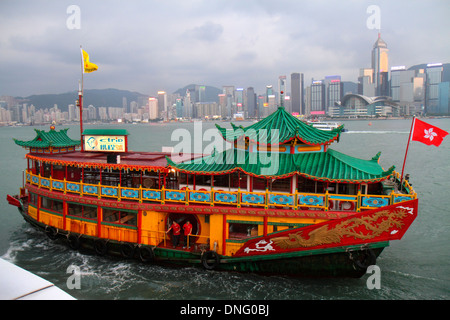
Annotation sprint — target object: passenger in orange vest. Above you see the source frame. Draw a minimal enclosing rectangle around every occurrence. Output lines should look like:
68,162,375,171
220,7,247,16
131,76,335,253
182,221,193,249
166,221,181,248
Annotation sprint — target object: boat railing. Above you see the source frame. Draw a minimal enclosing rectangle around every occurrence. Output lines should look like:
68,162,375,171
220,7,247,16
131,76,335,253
25,170,417,212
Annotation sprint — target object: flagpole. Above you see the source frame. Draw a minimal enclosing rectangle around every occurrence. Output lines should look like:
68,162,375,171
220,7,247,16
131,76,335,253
79,45,84,152
400,116,416,187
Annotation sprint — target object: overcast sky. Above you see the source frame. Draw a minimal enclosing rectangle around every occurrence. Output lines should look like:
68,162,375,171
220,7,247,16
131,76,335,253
1,0,449,98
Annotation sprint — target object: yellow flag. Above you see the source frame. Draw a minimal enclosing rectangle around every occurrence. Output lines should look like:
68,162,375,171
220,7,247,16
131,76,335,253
81,49,98,73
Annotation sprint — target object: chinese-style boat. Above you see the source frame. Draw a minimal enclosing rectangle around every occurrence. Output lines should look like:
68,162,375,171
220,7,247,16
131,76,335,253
7,104,418,277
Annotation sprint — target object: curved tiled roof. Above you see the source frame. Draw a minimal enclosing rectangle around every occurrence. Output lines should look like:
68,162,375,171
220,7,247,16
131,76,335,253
167,148,394,183
14,128,80,149
216,107,343,146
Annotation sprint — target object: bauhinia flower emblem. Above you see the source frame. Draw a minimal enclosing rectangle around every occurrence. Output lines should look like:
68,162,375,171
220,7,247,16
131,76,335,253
424,128,438,141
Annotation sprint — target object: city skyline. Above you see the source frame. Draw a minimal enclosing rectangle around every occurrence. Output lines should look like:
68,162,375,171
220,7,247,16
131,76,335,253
1,1,449,98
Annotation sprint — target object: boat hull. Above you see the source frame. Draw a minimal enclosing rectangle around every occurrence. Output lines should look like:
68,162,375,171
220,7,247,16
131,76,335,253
14,202,388,278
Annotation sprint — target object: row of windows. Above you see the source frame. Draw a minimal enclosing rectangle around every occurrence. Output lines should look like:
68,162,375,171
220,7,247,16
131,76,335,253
30,193,137,227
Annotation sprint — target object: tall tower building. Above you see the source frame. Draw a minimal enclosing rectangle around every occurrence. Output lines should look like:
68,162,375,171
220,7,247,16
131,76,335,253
372,33,389,96
278,76,287,106
291,73,304,114
246,87,256,118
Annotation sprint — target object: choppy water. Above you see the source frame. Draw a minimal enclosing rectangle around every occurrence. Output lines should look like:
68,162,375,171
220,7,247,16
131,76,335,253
1,118,449,302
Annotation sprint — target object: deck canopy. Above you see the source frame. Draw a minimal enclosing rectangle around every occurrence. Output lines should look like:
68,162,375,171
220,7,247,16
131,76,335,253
167,148,395,183
14,127,80,149
215,107,344,146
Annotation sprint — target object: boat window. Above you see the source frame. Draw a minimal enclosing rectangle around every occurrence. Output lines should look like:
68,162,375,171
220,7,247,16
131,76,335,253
166,171,178,190
142,172,161,189
84,167,100,185
297,176,325,193
41,197,63,213
29,192,38,205
42,162,51,178
101,169,121,186
253,176,268,191
230,172,247,189
121,170,142,188
67,202,97,221
213,174,229,189
102,208,137,227
66,166,81,182
271,177,291,193
228,222,258,239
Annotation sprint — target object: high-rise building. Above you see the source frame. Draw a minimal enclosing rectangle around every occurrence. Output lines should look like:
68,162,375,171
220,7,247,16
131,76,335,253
290,73,304,114
157,91,167,119
358,68,375,97
390,66,425,115
310,80,325,115
425,63,443,114
372,33,389,96
246,87,256,118
148,97,158,120
278,76,287,106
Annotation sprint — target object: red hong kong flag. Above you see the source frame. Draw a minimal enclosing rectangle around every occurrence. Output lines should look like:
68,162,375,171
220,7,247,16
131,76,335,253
411,118,449,147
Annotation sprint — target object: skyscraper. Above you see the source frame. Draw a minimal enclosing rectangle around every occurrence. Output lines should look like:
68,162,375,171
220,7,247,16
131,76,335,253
278,76,287,106
246,87,256,118
290,73,304,114
425,63,443,114
372,33,389,96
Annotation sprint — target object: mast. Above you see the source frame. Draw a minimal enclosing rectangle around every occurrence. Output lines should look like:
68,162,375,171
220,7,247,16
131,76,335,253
79,46,84,152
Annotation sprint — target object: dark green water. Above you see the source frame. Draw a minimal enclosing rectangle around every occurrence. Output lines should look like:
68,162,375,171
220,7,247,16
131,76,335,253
1,118,449,301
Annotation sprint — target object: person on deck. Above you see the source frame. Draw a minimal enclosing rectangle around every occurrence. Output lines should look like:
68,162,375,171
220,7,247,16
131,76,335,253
166,221,181,248
182,221,193,249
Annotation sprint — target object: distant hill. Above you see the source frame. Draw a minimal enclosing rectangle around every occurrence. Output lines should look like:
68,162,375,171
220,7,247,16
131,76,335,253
173,84,222,103
17,88,148,112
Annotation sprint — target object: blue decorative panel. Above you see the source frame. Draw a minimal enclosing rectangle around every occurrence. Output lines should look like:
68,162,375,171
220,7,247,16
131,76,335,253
362,197,389,207
66,183,80,192
394,196,412,203
241,193,265,204
52,180,64,190
269,194,294,205
165,191,186,201
32,176,39,184
40,178,50,187
121,189,139,198
142,190,161,200
189,192,210,202
215,192,237,204
299,195,324,206
83,185,98,194
102,187,118,197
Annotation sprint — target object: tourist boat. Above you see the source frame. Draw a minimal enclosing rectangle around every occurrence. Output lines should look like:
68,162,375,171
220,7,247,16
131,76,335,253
307,121,347,132
7,106,418,278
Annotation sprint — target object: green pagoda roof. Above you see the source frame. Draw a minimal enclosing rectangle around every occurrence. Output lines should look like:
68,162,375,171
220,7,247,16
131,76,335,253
14,128,81,149
215,107,344,146
166,149,395,183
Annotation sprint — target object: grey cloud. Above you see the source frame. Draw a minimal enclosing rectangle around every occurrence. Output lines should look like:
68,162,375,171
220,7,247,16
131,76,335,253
184,21,224,42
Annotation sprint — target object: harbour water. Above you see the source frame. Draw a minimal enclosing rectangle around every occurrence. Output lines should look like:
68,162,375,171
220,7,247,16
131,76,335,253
1,118,449,301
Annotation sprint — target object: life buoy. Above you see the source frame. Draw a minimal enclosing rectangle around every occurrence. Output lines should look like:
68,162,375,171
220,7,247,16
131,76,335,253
354,249,377,270
94,239,108,256
201,251,220,270
45,226,58,240
121,243,135,259
67,233,81,250
139,246,154,263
